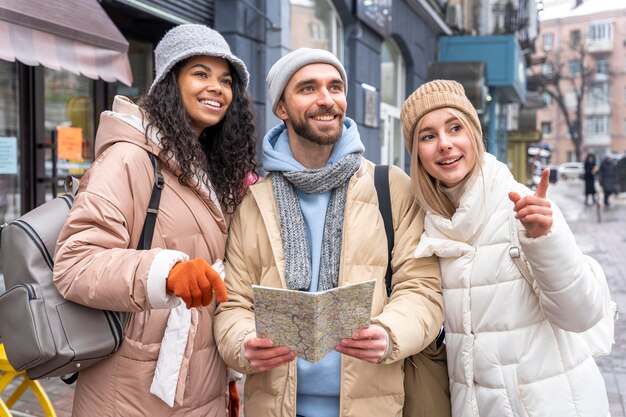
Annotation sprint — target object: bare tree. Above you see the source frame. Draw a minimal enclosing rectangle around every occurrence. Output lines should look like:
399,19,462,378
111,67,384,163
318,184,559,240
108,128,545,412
529,35,595,161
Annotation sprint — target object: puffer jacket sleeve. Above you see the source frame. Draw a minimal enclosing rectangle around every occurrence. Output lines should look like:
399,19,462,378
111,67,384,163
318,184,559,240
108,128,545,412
370,166,444,363
214,197,258,374
517,202,604,332
53,143,182,312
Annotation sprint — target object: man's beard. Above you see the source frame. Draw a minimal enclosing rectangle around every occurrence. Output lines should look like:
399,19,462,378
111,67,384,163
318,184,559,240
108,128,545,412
290,109,344,146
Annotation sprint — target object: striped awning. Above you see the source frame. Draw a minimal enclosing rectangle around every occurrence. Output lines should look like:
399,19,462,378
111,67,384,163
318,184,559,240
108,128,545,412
0,0,132,86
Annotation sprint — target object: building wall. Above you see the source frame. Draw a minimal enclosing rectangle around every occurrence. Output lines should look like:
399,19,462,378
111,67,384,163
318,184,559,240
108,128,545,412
215,0,444,164
535,7,626,164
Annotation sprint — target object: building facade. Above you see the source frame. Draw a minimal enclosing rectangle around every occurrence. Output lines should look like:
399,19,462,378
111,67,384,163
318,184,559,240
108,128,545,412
0,0,455,224
534,1,626,164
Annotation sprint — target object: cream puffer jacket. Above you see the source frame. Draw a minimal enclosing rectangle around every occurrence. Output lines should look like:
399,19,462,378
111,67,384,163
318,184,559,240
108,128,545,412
54,96,229,416
415,153,609,417
214,161,444,417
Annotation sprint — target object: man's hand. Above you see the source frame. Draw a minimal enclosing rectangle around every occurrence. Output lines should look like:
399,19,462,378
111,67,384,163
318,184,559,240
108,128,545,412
335,325,389,363
509,168,553,238
243,333,296,371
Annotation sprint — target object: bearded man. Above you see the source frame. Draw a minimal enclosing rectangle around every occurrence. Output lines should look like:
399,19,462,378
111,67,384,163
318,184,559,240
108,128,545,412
214,48,445,417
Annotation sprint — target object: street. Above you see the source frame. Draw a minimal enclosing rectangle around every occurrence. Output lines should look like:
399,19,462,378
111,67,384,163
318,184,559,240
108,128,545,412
1,179,625,417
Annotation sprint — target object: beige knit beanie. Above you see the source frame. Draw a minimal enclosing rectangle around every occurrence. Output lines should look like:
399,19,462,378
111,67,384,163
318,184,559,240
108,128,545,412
400,80,481,154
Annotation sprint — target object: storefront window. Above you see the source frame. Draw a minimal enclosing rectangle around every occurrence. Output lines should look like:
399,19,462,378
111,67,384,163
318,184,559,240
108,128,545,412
0,60,20,289
44,68,94,199
0,60,20,225
290,0,343,59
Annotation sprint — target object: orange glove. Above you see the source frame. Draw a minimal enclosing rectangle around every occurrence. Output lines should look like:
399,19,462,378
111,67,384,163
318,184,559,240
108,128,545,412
166,258,228,308
228,380,240,417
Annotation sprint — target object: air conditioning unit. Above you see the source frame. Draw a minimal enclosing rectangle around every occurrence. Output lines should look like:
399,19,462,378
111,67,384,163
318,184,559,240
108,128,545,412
446,4,463,28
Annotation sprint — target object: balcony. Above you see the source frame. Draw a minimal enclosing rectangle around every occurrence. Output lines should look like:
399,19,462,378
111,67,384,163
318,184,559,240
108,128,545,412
583,134,611,147
587,38,613,53
584,102,611,115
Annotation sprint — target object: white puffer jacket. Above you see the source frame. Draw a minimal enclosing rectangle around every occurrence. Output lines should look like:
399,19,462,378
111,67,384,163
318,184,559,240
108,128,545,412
415,154,609,417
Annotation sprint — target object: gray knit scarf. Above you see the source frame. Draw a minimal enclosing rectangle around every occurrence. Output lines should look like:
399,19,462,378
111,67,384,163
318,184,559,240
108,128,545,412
272,153,362,291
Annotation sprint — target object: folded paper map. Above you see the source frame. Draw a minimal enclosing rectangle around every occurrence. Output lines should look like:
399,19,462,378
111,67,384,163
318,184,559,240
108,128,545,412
253,280,376,363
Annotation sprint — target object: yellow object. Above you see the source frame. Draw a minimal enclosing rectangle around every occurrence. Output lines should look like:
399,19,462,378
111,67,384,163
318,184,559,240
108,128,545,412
0,344,57,417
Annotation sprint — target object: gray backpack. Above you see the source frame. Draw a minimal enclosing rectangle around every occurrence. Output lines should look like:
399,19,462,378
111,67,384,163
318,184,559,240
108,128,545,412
0,152,163,382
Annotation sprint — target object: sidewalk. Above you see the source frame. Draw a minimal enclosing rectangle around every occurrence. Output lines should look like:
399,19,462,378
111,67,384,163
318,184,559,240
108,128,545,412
547,179,626,417
1,179,625,416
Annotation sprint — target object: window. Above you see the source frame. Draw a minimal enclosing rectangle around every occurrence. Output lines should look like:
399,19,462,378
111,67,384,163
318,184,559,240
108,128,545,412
588,21,613,42
587,83,609,106
0,60,20,225
623,119,626,136
542,33,554,51
596,57,609,75
381,41,404,106
309,22,327,42
543,92,552,106
585,115,609,135
566,90,577,109
290,0,343,60
541,121,552,136
570,30,581,46
542,63,553,76
44,68,95,200
569,59,581,77
380,40,406,169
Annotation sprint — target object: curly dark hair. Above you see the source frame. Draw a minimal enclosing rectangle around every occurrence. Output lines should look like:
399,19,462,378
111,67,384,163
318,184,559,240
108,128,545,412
142,59,257,213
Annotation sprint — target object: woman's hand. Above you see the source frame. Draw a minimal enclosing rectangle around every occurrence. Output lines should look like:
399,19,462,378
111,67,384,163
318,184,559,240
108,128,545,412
508,168,553,238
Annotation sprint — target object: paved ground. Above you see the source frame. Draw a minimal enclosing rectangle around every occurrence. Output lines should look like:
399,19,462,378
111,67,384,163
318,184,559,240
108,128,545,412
1,178,625,416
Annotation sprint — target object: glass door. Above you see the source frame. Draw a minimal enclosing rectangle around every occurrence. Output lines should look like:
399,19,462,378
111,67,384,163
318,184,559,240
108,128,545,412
44,68,95,200
0,60,20,225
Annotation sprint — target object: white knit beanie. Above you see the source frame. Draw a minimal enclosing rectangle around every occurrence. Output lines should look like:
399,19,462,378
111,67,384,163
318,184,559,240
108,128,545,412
266,48,347,115
150,24,249,92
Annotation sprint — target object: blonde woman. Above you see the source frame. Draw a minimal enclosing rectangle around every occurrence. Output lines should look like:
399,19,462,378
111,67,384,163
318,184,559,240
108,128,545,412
400,80,609,417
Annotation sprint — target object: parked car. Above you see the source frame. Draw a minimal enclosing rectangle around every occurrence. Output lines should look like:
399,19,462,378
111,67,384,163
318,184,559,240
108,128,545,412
558,162,584,180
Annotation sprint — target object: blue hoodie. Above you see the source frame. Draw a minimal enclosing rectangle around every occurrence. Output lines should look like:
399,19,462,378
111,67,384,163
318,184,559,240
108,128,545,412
262,118,365,417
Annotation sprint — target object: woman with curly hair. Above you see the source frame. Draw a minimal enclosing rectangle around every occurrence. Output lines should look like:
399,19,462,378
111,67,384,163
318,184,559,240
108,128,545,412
53,24,256,417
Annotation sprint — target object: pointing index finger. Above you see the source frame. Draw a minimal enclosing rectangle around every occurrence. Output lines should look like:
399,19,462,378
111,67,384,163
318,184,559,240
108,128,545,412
534,168,550,199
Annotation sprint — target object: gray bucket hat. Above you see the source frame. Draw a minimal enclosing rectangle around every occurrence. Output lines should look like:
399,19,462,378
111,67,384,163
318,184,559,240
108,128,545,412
149,24,249,92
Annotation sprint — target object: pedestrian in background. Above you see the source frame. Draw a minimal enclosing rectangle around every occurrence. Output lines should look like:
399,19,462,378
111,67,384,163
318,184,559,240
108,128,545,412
584,153,598,205
599,155,618,208
401,79,609,417
214,48,447,417
53,24,256,416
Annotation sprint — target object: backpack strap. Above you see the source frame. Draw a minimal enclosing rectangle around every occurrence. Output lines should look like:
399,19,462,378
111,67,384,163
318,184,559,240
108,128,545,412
374,165,394,297
137,153,165,251
61,153,164,385
374,165,445,349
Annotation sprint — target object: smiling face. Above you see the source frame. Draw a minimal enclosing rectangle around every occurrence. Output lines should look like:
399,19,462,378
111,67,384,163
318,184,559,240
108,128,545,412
415,108,477,188
276,63,347,147
177,55,233,137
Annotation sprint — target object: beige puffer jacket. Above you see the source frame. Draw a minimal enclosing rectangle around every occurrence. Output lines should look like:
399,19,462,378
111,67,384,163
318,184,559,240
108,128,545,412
214,161,444,417
54,97,228,416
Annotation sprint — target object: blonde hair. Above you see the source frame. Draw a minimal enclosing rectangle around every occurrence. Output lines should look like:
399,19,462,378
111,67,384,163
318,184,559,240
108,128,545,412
409,107,485,218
